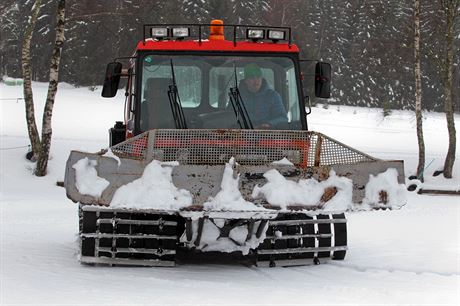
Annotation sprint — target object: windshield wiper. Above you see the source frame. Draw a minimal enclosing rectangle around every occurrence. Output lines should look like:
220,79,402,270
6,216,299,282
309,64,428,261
228,65,253,129
168,59,187,129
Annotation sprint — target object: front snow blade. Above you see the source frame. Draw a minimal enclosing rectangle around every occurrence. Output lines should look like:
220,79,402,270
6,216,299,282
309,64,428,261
64,129,405,210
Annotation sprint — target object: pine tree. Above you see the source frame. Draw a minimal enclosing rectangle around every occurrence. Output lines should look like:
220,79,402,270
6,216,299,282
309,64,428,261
0,1,22,77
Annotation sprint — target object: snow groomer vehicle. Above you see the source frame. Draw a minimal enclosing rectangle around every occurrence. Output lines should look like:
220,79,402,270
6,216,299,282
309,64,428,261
64,20,406,267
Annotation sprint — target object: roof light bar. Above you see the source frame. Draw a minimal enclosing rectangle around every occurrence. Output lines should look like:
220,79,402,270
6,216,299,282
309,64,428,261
151,27,168,39
267,30,286,41
143,23,292,46
172,27,190,38
247,29,265,40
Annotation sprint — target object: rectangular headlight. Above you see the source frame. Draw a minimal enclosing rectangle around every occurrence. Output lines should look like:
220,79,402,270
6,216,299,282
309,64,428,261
267,30,286,40
151,27,168,38
247,29,265,40
172,27,190,38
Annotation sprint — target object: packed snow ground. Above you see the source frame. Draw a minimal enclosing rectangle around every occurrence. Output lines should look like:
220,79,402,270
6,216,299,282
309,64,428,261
1,82,459,305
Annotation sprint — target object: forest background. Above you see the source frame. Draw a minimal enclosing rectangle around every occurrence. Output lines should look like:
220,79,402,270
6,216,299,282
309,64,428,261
1,0,459,112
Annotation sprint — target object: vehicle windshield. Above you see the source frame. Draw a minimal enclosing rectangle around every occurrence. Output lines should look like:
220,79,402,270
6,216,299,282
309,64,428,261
139,54,302,131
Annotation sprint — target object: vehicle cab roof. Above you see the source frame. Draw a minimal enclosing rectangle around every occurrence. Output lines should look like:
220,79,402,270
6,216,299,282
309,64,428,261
136,39,300,53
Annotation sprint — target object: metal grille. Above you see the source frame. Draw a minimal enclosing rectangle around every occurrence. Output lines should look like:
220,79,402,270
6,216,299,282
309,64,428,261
150,129,312,166
110,129,377,167
111,132,149,160
307,133,377,166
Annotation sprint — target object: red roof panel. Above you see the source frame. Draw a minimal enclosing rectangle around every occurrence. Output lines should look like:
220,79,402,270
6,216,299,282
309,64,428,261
136,39,299,53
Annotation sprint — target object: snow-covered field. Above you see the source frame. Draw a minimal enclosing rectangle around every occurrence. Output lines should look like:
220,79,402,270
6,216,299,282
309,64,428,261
1,82,459,305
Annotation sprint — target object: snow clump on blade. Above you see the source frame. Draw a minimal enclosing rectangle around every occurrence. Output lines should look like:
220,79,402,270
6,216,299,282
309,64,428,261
362,168,407,209
103,148,121,166
319,171,354,211
72,157,109,198
204,157,265,211
252,169,353,211
271,157,294,165
110,160,192,210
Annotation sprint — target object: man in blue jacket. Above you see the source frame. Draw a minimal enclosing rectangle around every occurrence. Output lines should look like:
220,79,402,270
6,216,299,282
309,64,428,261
239,64,288,129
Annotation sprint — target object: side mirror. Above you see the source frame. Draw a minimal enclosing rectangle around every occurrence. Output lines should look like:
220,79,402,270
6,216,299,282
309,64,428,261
315,62,331,98
101,62,122,98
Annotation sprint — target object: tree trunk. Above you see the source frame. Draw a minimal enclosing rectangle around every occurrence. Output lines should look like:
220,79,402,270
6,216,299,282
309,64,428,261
35,0,66,176
441,0,458,178
414,0,425,181
21,0,42,160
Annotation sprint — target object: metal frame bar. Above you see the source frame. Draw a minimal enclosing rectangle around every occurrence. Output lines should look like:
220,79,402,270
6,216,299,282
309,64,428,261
80,256,175,267
97,247,176,256
269,219,346,225
96,218,177,226
82,205,176,214
257,245,347,255
143,23,292,47
256,258,323,267
265,233,333,240
82,233,177,240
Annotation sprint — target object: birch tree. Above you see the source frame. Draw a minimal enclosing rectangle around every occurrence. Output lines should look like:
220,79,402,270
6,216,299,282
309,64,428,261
22,0,42,162
439,0,459,178
414,0,425,180
22,0,66,176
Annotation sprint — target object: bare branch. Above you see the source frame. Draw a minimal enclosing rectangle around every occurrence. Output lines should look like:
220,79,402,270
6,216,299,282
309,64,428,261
66,12,132,23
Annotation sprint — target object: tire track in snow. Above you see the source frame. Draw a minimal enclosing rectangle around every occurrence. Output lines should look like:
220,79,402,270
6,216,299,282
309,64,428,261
328,261,460,277
247,266,278,280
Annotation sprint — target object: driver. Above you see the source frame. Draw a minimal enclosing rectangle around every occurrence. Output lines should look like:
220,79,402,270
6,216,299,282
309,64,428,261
239,64,288,129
